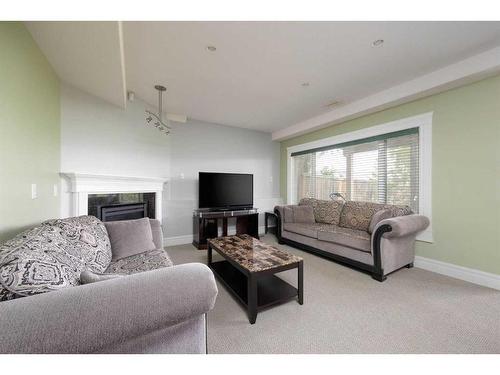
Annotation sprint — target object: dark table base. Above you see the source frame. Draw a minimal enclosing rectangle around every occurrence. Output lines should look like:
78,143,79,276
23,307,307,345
208,245,303,324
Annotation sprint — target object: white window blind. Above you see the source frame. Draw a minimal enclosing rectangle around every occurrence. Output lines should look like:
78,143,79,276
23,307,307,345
291,128,419,212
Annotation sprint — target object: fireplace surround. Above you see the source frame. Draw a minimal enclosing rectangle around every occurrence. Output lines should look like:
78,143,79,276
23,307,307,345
60,173,168,222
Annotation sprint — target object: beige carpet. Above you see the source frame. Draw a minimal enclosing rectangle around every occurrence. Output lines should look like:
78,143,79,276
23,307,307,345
167,235,500,354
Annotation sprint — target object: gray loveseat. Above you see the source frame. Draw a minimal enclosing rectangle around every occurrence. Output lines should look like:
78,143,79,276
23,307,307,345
275,199,429,281
0,216,218,354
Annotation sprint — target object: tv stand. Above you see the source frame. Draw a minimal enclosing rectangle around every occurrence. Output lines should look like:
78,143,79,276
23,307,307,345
207,206,253,212
193,208,259,250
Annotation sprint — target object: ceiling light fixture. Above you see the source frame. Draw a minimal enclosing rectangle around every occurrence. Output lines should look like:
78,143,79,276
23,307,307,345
145,85,171,135
301,82,310,87
206,45,217,52
372,39,384,47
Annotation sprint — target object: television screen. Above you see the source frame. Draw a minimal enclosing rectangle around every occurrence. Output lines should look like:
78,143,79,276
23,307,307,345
198,172,253,210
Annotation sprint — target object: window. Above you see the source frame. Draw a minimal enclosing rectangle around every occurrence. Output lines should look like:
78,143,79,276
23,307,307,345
291,129,420,212
287,113,432,242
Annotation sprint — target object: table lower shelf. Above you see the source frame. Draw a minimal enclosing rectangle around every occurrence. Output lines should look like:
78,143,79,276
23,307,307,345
209,260,298,311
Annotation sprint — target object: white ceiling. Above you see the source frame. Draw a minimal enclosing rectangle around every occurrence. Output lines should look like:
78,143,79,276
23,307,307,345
26,21,500,134
26,21,126,108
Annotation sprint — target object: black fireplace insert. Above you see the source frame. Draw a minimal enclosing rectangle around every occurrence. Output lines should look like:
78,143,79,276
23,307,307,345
88,193,155,222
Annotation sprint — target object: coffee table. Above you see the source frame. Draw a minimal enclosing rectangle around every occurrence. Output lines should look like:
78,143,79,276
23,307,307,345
207,234,303,324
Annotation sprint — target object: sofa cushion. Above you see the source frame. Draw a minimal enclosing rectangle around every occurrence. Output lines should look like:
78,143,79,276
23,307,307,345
298,198,319,211
292,205,315,223
283,206,294,223
368,209,392,233
299,198,344,225
80,270,122,284
340,201,413,232
43,215,112,273
339,201,385,231
105,249,173,275
317,226,371,252
283,223,318,239
105,218,156,260
0,225,87,296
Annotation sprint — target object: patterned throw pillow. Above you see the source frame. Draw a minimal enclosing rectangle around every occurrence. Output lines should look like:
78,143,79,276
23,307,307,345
340,201,413,232
0,216,112,297
0,225,87,296
299,198,344,225
385,205,413,217
43,216,112,273
368,209,392,233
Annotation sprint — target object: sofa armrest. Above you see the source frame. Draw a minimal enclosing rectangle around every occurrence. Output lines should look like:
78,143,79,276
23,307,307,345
274,206,284,240
0,263,218,353
370,215,430,280
374,214,430,239
274,205,286,220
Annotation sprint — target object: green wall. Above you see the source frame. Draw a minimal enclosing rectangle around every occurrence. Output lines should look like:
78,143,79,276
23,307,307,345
280,75,500,275
0,22,60,242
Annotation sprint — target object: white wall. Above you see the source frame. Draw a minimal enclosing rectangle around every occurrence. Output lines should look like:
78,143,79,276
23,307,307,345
166,120,281,241
60,84,281,241
60,84,171,221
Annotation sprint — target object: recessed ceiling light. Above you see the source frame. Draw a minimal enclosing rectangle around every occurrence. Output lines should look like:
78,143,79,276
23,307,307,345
372,39,384,47
301,82,310,87
206,45,217,52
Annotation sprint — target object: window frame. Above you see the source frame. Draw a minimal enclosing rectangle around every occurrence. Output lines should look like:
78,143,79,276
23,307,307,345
287,112,433,243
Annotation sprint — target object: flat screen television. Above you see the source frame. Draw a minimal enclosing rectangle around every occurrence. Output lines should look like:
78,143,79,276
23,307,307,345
198,172,253,210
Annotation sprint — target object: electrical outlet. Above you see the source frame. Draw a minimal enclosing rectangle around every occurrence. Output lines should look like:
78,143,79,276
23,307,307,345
31,184,37,199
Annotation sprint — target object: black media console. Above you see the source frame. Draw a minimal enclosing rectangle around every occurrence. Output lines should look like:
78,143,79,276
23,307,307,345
192,208,259,250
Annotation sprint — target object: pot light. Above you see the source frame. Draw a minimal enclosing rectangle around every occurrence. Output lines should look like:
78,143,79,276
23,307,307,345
206,45,217,52
372,39,384,47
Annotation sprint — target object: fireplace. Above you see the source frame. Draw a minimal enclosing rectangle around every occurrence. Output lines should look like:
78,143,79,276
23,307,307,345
100,203,147,222
60,173,167,223
88,192,155,222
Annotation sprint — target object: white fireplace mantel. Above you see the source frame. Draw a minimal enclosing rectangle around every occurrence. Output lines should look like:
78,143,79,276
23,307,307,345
60,173,168,221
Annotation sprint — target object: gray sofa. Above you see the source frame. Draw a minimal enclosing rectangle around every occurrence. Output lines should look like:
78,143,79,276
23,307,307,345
0,216,218,354
275,199,429,281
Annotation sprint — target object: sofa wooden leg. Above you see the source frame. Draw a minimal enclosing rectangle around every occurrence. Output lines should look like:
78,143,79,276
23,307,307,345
406,263,414,269
372,273,387,282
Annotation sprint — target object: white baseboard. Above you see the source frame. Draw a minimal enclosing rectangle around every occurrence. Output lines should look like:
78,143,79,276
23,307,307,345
414,256,500,290
162,238,499,290
164,225,273,247
164,234,193,247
